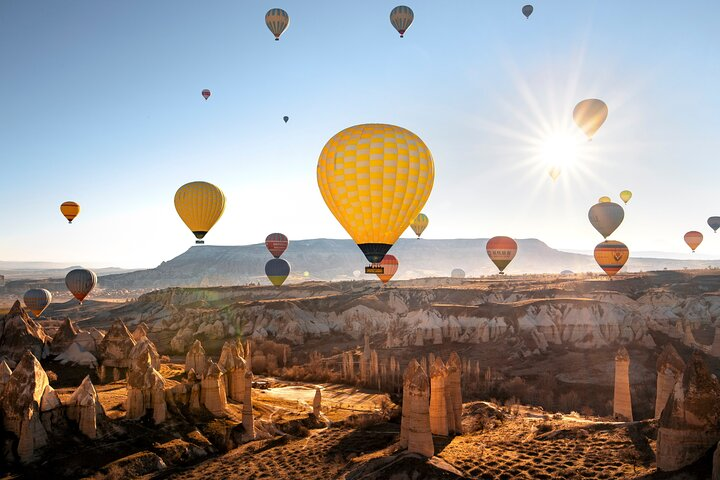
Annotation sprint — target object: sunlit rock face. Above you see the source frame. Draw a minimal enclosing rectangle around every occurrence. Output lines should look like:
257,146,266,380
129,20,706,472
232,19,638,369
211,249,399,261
0,301,51,364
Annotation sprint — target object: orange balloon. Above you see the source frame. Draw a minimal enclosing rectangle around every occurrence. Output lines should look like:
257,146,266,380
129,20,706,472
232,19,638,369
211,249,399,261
376,255,398,284
486,236,518,274
594,240,629,277
684,231,703,252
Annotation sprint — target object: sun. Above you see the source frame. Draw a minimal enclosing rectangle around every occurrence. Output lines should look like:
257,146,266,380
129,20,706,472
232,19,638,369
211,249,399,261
539,131,581,176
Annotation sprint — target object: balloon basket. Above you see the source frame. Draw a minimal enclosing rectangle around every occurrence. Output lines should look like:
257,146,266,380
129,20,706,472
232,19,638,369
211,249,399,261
196,240,205,245
365,265,384,274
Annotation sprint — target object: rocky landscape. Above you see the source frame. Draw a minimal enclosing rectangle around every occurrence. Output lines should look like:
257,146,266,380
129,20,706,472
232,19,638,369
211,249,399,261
1,270,720,477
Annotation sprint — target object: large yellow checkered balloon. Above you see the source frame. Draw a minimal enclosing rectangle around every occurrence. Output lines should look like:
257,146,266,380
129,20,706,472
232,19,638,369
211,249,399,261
317,124,435,264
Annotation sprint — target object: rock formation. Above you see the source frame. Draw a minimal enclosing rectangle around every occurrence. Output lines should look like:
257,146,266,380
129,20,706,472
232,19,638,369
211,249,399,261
98,319,136,382
714,442,720,480
0,301,51,364
185,339,207,376
0,359,12,397
711,326,720,358
405,361,434,457
49,318,79,355
126,338,166,424
218,340,246,402
613,347,633,421
657,352,720,471
0,351,52,462
242,371,255,441
200,361,227,417
129,337,161,371
447,352,463,434
360,334,370,384
429,357,449,436
655,344,685,418
132,322,150,341
66,375,105,438
313,387,321,417
399,359,419,448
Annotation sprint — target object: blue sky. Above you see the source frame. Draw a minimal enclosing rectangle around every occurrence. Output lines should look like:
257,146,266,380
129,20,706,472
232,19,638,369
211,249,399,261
1,1,719,268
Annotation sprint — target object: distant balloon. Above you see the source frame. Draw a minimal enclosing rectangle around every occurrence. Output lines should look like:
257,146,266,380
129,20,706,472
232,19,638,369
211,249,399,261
598,196,611,203
708,217,720,233
265,233,289,258
390,6,414,38
353,270,362,279
265,8,289,40
303,271,309,277
548,166,561,181
283,116,289,123
573,99,608,140
317,124,434,266
174,182,226,244
619,190,632,204
410,213,429,238
588,202,624,239
522,5,533,18
202,89,211,100
560,270,574,275
684,231,703,252
265,258,290,286
451,268,465,279
60,201,80,224
376,255,399,284
23,289,52,318
594,240,628,277
486,236,518,274
65,268,97,304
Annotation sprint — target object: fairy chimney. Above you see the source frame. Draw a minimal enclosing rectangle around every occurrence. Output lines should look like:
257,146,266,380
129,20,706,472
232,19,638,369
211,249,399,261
613,347,633,421
185,339,207,376
429,357,449,436
405,362,434,457
447,352,463,434
655,344,685,418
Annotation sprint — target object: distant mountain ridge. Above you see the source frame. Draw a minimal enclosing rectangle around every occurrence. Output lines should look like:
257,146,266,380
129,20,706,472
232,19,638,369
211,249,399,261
91,238,720,290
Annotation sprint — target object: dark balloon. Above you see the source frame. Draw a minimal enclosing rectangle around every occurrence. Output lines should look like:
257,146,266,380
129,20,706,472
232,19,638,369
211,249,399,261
522,5,533,18
265,233,289,258
283,116,289,123
265,258,290,286
65,268,97,304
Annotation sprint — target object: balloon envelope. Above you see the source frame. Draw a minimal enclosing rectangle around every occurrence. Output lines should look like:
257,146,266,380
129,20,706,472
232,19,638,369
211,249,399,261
684,231,703,252
708,217,720,233
60,201,80,223
548,166,561,181
410,213,429,238
65,268,97,304
390,6,414,37
376,255,399,284
265,233,289,258
598,196,611,203
174,182,226,244
265,8,289,40
451,268,465,279
23,289,52,317
573,99,608,140
522,5,533,18
588,202,624,238
265,258,290,286
283,116,289,123
486,236,518,273
202,89,211,100
619,190,632,204
317,124,435,264
594,240,628,277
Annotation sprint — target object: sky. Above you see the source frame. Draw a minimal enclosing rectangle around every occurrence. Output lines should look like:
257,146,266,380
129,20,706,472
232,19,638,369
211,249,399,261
1,1,719,268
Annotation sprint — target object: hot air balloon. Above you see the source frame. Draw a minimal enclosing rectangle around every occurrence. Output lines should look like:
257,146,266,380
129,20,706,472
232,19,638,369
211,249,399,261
353,270,362,279
522,5,533,18
317,124,435,271
410,213,429,239
23,289,52,317
548,166,561,181
376,255,398,284
708,217,720,233
174,182,226,244
65,268,97,304
283,116,289,123
588,202,624,239
486,236,518,274
451,268,465,279
390,6,414,38
573,99,608,140
619,190,632,204
60,201,80,224
594,240,628,277
684,231,703,252
265,233,289,258
265,8,289,40
265,258,290,286
598,196,611,203
202,89,211,100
